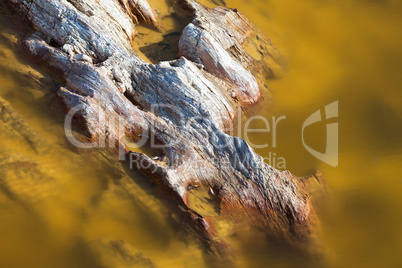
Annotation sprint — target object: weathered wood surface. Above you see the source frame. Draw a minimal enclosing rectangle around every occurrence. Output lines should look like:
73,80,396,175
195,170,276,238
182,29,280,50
2,0,321,257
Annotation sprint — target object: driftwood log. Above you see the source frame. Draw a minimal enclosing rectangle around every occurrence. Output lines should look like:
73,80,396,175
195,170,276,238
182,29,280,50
1,0,323,259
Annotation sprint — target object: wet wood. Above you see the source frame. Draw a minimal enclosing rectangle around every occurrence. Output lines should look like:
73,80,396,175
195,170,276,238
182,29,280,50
2,0,322,258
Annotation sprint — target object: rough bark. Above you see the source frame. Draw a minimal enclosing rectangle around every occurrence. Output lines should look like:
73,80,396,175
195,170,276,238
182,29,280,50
1,0,321,258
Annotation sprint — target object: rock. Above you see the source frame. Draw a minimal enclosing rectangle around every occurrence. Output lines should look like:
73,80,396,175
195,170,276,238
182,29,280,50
119,0,161,30
209,187,215,196
179,22,260,104
2,0,321,257
75,54,93,64
177,0,285,104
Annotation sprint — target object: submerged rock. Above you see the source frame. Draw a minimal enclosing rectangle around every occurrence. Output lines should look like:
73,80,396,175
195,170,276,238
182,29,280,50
2,0,323,258
89,239,155,268
0,97,50,154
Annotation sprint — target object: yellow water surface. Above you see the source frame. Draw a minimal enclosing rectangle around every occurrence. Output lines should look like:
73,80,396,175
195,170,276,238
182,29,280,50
1,0,402,267
228,0,402,267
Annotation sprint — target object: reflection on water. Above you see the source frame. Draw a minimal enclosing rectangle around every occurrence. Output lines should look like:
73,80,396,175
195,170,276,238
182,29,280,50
1,0,402,267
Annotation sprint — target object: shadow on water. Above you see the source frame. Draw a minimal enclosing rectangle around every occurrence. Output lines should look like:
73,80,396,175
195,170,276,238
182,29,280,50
139,31,183,63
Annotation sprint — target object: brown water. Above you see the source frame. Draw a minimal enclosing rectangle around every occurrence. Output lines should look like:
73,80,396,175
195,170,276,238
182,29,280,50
1,0,402,267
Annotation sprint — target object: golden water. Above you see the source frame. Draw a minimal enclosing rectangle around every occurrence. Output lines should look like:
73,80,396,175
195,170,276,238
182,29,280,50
228,0,402,267
1,0,402,267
